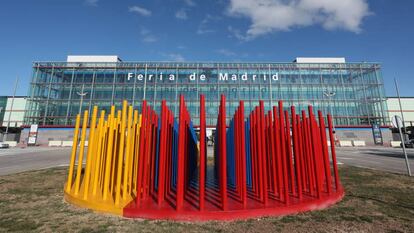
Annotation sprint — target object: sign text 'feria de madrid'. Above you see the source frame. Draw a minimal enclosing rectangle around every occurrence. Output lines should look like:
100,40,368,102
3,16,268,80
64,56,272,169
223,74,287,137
127,72,280,82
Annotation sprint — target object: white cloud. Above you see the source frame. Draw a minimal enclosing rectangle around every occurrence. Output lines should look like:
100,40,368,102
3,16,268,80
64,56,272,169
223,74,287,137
216,49,237,56
85,0,98,6
184,0,196,7
140,28,158,43
129,5,152,17
142,35,157,43
228,26,248,41
175,9,188,20
163,53,185,62
228,0,371,39
197,14,221,35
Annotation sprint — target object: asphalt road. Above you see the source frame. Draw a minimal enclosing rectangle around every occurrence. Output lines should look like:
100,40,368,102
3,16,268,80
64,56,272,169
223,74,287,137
335,147,414,175
0,147,71,176
0,146,413,176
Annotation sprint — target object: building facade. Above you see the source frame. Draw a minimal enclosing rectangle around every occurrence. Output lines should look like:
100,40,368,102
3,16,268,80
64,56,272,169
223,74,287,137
387,97,414,127
24,56,388,129
0,96,27,127
0,96,27,142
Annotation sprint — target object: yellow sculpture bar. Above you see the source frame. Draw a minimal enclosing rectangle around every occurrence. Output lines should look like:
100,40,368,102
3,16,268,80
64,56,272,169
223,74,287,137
64,101,141,215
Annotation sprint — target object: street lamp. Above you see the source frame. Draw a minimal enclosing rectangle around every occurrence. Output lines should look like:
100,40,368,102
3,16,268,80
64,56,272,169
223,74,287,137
0,107,3,139
76,84,88,116
323,89,336,132
2,77,18,142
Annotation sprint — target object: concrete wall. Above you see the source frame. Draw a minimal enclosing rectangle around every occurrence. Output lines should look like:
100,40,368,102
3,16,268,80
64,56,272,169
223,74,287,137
20,128,86,146
0,133,21,142
334,128,392,146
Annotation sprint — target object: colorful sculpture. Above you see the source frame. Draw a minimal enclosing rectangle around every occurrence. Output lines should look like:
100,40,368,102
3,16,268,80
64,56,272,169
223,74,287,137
64,95,344,221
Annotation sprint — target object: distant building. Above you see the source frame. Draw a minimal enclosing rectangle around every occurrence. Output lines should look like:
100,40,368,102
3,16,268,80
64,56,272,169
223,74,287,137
0,96,27,142
387,97,414,127
0,96,27,127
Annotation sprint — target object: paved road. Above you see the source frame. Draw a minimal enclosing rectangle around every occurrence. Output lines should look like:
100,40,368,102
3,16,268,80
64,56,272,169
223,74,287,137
0,147,71,176
336,147,414,175
0,146,413,176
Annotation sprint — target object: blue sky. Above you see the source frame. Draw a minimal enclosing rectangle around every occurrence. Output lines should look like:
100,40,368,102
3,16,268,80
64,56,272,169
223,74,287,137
0,0,413,96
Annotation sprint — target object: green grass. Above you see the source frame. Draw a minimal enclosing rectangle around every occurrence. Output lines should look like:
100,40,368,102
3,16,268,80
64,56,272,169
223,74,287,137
0,166,413,233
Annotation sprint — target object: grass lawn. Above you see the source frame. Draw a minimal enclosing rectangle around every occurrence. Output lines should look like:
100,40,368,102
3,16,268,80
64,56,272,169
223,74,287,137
0,165,413,233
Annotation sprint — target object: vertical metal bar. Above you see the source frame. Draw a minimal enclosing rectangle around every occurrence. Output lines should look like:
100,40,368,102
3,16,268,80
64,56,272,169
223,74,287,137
65,68,75,125
136,101,147,204
111,68,116,105
176,95,185,210
74,110,89,195
278,101,289,204
308,106,321,198
157,100,167,205
273,106,283,199
143,64,148,100
115,101,128,205
327,114,341,189
394,78,407,132
339,67,351,125
269,64,272,107
153,65,158,108
65,114,81,193
256,107,263,201
174,64,179,116
199,95,206,210
270,107,277,197
259,100,268,205
82,106,98,200
132,64,138,107
103,106,116,200
42,66,55,125
220,95,228,210
88,70,96,114
318,110,332,193
296,114,306,195
359,64,371,124
285,110,296,196
395,115,411,176
3,77,19,140
92,110,105,196
240,101,247,207
291,106,302,199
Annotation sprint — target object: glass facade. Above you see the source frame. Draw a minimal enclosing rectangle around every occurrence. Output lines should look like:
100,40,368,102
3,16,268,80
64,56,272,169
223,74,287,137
0,96,7,125
24,61,388,127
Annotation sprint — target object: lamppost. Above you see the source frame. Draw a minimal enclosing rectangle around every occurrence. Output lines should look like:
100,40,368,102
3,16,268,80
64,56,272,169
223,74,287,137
323,89,336,133
2,77,18,142
76,84,88,116
394,78,407,138
0,107,3,140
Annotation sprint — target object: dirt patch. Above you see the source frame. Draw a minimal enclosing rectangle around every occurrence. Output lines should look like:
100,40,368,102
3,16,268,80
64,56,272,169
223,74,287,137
0,166,413,232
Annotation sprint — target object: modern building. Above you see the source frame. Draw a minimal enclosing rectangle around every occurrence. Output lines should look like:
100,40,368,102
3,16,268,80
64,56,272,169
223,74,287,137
22,55,391,145
0,96,27,141
387,97,414,140
1,96,27,127
387,97,414,127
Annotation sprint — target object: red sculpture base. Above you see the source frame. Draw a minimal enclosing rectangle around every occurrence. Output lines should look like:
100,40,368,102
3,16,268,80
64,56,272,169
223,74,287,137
124,188,344,221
